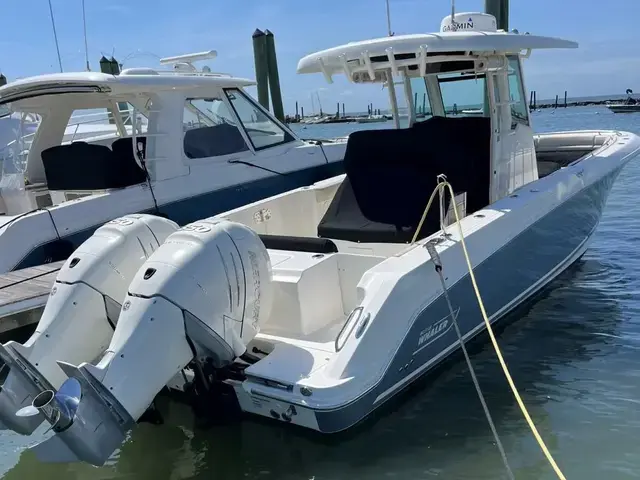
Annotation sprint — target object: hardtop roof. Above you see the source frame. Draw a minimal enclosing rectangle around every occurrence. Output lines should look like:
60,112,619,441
297,27,577,77
0,70,256,102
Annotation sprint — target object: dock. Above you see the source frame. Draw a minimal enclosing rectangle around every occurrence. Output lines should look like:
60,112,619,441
0,261,62,334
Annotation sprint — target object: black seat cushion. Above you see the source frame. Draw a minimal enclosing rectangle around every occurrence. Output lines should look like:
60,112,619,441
111,136,147,161
317,115,491,243
259,234,338,254
42,140,146,191
183,123,249,159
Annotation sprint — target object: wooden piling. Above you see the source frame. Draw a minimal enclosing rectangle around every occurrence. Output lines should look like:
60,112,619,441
554,94,558,109
485,0,509,30
252,29,270,111
301,106,304,118
264,30,285,122
342,103,345,117
564,91,567,108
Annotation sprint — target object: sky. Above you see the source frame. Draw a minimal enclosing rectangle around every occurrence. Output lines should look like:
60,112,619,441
1,0,639,115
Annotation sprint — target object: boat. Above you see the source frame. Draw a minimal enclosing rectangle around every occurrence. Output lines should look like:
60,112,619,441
0,50,346,273
356,114,387,123
6,12,640,466
607,89,640,113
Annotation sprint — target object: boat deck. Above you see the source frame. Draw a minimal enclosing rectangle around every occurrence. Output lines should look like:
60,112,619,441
0,262,61,334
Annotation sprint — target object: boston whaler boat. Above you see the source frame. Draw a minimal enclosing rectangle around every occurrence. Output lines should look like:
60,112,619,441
0,50,345,273
5,13,640,466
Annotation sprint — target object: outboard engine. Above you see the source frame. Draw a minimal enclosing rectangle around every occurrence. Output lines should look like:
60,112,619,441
25,219,273,466
0,214,178,435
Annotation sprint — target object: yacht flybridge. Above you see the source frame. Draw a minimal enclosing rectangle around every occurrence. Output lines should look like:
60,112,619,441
0,50,345,272
3,13,640,466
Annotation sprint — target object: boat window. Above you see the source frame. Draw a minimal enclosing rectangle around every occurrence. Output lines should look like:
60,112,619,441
506,55,529,127
410,77,432,123
438,73,488,118
66,108,120,143
183,97,249,159
110,102,148,132
224,88,294,150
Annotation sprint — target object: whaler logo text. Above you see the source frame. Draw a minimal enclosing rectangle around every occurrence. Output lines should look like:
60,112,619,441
416,308,459,351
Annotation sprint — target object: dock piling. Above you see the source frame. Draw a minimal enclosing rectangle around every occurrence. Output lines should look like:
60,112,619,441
485,0,509,30
264,30,285,122
564,91,567,108
252,29,270,111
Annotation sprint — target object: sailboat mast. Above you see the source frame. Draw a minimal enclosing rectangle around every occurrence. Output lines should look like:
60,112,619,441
47,0,63,72
82,0,90,71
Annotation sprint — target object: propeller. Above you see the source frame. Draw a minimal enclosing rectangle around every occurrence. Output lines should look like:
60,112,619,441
14,378,82,432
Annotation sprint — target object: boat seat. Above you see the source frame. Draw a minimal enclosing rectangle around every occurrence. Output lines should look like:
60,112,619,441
111,136,147,161
183,123,249,159
317,115,491,243
42,141,146,191
259,234,338,254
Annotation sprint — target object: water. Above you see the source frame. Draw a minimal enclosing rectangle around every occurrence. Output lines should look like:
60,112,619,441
3,106,640,479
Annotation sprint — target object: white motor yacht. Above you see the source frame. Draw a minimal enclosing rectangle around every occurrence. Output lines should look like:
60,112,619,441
0,51,346,273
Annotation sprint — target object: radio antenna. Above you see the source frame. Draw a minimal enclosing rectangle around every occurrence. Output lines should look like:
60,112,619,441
47,0,63,72
451,0,457,29
385,0,393,36
82,0,90,71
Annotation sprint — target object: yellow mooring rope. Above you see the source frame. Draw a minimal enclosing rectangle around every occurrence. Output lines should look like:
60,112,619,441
412,178,567,480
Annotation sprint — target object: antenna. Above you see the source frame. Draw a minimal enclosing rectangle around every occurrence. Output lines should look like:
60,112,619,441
82,0,90,71
451,0,456,29
47,0,63,72
385,0,393,36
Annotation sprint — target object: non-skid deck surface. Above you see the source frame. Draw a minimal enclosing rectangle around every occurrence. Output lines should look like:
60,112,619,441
0,262,62,332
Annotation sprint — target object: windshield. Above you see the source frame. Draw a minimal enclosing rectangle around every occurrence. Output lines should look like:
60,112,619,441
0,105,9,119
438,73,488,117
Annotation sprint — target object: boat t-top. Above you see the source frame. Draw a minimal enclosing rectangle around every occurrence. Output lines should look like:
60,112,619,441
0,50,346,273
2,13,639,469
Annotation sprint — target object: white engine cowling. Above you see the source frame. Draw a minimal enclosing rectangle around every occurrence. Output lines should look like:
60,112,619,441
123,218,274,362
28,219,273,466
0,214,178,435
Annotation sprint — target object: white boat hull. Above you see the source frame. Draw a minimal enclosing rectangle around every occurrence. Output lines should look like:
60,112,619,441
607,104,640,113
235,130,638,433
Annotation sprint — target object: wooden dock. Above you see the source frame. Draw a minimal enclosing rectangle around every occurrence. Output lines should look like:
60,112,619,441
0,262,62,334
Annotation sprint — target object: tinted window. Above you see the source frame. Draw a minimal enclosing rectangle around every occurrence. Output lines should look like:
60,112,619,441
225,89,293,150
183,98,249,159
